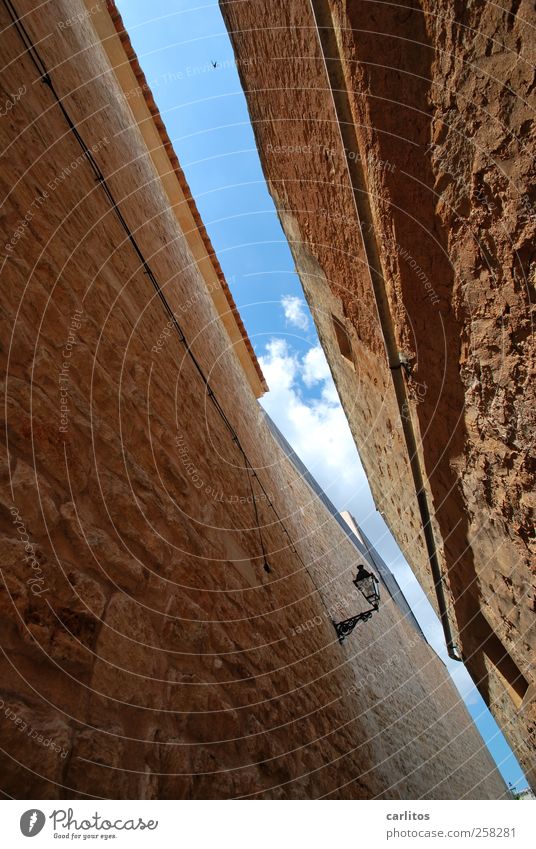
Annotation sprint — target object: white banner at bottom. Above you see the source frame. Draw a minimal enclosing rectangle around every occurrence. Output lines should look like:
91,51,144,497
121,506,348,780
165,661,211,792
2,799,535,848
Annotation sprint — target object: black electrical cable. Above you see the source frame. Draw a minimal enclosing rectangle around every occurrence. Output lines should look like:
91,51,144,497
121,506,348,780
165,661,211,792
242,454,270,572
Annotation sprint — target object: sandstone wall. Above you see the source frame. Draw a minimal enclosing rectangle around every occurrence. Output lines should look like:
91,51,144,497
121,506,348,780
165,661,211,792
220,0,535,786
0,0,507,798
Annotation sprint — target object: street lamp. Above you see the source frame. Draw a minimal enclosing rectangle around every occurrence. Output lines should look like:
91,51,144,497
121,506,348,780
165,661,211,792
353,563,380,608
333,564,380,644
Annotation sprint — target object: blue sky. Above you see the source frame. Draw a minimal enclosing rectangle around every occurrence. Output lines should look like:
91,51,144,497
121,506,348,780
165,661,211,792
117,0,527,792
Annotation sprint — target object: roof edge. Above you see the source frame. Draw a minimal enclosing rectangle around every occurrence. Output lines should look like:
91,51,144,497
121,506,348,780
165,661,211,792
86,0,267,397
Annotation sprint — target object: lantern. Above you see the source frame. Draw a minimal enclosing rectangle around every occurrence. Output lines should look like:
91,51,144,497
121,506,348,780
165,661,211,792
332,564,380,644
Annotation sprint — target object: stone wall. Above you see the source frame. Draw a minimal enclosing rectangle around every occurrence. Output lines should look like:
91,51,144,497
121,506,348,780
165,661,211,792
220,0,535,786
0,0,507,798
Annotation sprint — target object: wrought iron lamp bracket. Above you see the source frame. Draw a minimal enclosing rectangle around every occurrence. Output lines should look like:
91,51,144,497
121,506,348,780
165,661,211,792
333,605,377,644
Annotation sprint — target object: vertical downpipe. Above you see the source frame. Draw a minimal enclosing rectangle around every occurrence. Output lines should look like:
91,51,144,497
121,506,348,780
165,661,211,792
308,0,461,660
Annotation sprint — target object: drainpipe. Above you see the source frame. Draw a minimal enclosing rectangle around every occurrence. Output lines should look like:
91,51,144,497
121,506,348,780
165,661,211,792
308,0,462,660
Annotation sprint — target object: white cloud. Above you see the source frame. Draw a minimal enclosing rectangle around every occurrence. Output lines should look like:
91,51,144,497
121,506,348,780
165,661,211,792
260,338,299,392
260,337,483,707
259,339,370,514
281,294,309,332
302,345,331,386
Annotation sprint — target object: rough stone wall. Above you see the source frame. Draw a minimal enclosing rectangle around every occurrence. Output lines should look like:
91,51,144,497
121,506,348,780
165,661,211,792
0,0,507,799
220,0,535,786
220,0,438,611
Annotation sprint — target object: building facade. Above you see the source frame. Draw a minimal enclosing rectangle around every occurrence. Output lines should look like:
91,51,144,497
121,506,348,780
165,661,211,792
0,0,509,798
220,0,535,787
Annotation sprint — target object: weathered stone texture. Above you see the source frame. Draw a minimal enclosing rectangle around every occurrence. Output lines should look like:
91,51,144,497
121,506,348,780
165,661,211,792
220,0,535,786
0,0,507,798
